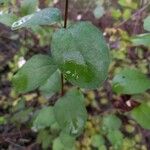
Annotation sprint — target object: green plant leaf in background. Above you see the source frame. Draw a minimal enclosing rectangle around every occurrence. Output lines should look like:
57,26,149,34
144,15,150,32
33,106,55,131
91,134,105,148
107,130,124,150
93,4,105,19
11,7,62,30
39,70,61,97
37,129,53,150
59,132,76,148
132,33,150,47
101,115,123,149
0,13,17,26
112,68,150,94
12,54,58,93
11,108,33,124
131,102,150,129
53,137,76,150
54,88,88,136
102,114,122,131
51,21,110,89
118,0,137,9
20,0,39,16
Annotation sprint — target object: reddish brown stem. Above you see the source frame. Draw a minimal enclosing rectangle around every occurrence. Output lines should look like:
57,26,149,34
61,0,69,96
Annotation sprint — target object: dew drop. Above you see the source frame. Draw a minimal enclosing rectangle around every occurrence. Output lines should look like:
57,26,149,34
66,70,71,74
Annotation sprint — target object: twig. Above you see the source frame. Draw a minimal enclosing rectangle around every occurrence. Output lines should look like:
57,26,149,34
115,2,150,28
61,0,69,96
5,139,25,149
0,129,30,143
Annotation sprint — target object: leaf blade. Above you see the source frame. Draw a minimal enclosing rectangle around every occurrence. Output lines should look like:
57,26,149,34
112,68,150,94
11,7,62,30
51,22,110,89
54,88,88,136
12,54,57,93
131,103,150,129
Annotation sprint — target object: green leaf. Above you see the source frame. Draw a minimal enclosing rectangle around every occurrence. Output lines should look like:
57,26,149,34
11,108,33,124
0,116,6,125
39,70,61,97
91,134,105,148
11,7,62,30
20,0,39,16
118,0,137,9
112,68,150,94
12,54,57,93
51,21,110,89
0,0,10,6
53,137,76,150
0,13,17,26
144,16,150,32
102,114,122,131
132,33,150,47
93,5,105,19
59,132,75,148
131,103,150,129
33,107,55,131
37,130,52,150
107,130,123,150
54,88,88,136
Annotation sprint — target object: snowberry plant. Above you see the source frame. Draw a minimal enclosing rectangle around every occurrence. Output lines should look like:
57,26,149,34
11,0,110,141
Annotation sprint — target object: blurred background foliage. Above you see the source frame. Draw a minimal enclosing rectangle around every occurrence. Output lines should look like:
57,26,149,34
0,0,150,150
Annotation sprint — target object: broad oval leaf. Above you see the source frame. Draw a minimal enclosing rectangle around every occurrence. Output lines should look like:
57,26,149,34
59,132,75,148
33,106,55,131
107,130,123,149
112,68,150,94
102,114,122,131
54,88,88,136
39,70,61,97
131,103,150,129
144,16,150,32
11,7,62,30
91,134,105,148
51,22,110,89
12,54,57,93
132,33,150,47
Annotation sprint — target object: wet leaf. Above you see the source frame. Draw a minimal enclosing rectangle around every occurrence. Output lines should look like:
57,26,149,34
51,22,110,89
112,68,150,94
54,88,87,136
11,7,62,30
12,54,57,93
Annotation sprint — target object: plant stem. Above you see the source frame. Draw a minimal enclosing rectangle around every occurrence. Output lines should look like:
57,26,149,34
61,0,69,96
64,0,69,28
